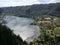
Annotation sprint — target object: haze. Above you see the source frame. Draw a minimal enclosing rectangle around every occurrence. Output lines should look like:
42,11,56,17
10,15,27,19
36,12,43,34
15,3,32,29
0,0,60,7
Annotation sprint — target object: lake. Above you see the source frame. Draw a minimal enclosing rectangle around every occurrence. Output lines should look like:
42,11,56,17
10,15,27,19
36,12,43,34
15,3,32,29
3,15,40,43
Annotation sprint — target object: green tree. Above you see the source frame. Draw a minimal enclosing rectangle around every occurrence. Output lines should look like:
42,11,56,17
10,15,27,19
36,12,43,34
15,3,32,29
0,24,27,45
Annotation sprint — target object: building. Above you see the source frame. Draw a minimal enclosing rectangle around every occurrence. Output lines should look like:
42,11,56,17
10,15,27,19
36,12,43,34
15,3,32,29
36,17,51,25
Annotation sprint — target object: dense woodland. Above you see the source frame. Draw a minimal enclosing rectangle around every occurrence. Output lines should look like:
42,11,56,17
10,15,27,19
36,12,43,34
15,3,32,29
0,23,27,45
0,3,60,17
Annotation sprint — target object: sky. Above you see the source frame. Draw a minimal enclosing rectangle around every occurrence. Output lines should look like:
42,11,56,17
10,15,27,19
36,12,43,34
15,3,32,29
0,0,60,7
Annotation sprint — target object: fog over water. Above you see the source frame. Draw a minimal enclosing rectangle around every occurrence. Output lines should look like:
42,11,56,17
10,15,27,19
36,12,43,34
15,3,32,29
4,15,40,42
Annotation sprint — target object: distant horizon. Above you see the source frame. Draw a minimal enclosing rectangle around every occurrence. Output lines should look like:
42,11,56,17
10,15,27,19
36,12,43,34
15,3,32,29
0,0,60,7
0,2,60,8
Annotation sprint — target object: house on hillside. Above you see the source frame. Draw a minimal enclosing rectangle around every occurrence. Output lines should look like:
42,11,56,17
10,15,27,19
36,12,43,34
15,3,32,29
36,17,51,25
43,17,51,23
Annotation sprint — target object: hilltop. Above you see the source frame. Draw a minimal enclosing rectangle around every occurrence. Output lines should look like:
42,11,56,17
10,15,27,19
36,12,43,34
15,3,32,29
0,3,60,18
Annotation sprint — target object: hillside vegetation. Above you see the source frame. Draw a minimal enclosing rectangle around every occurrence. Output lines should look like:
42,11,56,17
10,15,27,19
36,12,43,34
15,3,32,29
0,24,27,45
0,3,60,17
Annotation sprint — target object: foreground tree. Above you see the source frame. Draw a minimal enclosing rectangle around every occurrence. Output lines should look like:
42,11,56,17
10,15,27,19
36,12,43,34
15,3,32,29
0,24,27,45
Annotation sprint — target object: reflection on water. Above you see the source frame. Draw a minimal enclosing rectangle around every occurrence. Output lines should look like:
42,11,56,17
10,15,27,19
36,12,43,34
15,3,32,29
4,15,40,43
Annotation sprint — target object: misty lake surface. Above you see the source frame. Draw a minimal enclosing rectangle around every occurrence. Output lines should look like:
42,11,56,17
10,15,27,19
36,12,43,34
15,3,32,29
4,15,40,42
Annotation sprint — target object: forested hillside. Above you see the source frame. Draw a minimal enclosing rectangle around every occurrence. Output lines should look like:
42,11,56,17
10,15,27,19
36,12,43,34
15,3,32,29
0,24,27,45
0,3,60,17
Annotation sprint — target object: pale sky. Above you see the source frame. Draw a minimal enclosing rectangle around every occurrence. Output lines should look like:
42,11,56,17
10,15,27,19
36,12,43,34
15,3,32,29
0,0,60,7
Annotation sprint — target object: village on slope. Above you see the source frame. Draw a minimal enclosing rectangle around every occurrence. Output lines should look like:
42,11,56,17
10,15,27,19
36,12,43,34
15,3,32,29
32,16,60,45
